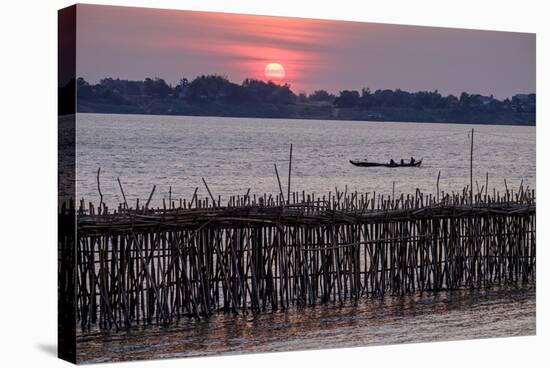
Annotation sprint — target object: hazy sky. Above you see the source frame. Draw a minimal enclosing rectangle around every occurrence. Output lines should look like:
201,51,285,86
76,4,535,99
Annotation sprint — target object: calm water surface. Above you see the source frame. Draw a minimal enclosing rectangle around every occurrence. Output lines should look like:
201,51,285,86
76,114,535,207
77,284,535,363
74,114,535,363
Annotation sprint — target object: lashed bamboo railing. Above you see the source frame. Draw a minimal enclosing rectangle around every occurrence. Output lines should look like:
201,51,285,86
60,183,535,331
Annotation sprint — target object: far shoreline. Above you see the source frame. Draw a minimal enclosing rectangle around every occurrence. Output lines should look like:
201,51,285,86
75,110,536,127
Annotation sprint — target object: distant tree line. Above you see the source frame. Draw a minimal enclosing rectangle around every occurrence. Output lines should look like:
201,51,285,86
77,75,297,106
333,88,535,113
73,75,535,124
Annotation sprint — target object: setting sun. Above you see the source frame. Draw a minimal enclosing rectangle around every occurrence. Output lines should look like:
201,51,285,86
264,63,285,81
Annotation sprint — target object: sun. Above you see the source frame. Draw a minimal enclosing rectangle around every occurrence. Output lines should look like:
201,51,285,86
264,63,285,81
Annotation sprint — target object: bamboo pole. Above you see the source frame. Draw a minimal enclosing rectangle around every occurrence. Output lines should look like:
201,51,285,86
274,163,285,204
287,144,293,205
470,128,474,205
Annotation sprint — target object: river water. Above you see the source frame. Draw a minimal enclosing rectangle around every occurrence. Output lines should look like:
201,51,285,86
76,284,535,363
74,114,535,363
75,114,535,207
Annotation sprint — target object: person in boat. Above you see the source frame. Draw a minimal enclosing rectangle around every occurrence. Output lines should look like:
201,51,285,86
410,157,416,165
390,159,396,165
400,159,405,165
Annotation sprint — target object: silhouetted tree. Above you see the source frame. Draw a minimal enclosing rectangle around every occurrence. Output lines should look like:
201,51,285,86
174,78,189,98
298,92,308,103
308,89,334,102
186,75,234,103
143,77,172,98
241,79,296,104
334,90,361,108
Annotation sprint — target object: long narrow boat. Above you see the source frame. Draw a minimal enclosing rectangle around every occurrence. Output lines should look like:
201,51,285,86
349,159,422,168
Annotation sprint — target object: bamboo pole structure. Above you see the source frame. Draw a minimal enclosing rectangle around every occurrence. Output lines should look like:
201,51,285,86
470,128,474,205
65,181,536,331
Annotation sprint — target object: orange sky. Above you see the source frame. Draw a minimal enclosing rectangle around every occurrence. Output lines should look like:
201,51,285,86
76,4,535,98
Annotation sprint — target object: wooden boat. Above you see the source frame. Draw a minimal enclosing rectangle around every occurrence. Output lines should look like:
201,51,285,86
349,159,422,168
